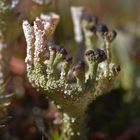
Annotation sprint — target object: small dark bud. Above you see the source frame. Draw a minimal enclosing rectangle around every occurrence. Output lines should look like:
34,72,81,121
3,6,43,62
82,13,98,23
73,61,85,72
112,64,121,74
94,48,107,63
53,45,63,51
49,45,56,52
58,46,67,56
112,30,117,38
96,24,108,33
104,30,117,42
85,49,106,63
65,55,73,63
90,15,98,23
59,48,67,55
87,25,96,33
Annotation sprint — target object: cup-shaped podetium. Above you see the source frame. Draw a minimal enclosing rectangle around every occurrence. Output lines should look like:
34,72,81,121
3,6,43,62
103,30,117,43
81,13,98,27
60,55,73,82
96,24,108,35
85,48,107,82
73,61,85,92
53,45,68,67
85,48,107,64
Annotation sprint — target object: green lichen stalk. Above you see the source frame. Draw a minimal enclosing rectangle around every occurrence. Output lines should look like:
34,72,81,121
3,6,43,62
23,8,120,140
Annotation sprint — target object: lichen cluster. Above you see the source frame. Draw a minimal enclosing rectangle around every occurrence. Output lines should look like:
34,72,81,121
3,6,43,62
23,11,120,99
22,8,120,139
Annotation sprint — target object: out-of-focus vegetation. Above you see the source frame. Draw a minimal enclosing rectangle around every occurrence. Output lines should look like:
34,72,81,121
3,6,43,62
0,0,140,140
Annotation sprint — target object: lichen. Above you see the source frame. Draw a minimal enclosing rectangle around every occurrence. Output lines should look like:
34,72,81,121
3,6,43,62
23,8,120,140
